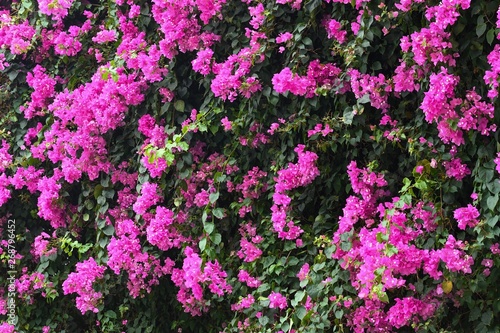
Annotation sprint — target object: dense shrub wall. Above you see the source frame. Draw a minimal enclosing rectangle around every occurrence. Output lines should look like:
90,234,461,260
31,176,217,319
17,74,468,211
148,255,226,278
0,0,500,332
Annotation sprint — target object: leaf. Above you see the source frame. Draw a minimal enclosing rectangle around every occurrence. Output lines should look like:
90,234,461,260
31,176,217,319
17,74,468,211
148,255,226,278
99,238,108,248
101,71,109,81
94,185,104,199
378,291,389,303
312,262,325,272
304,0,322,13
204,221,215,235
102,225,115,236
442,280,453,294
470,307,481,321
212,208,224,219
38,261,49,272
481,311,493,326
198,123,207,132
295,306,307,320
341,241,351,251
258,315,269,326
481,168,494,183
414,180,428,190
209,192,219,204
358,94,370,104
343,108,354,125
487,29,495,45
294,290,305,304
257,283,270,293
372,61,382,71
211,233,221,245
199,237,207,252
85,200,94,210
487,194,498,211
487,215,499,227
486,180,500,194
376,232,387,243
97,196,106,205
476,24,487,38
302,37,313,46
105,310,117,319
174,100,185,112
214,172,226,183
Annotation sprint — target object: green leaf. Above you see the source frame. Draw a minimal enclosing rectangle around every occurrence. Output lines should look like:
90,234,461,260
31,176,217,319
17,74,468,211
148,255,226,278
312,262,325,272
212,208,224,219
302,37,313,46
295,306,307,320
94,185,104,199
470,306,481,321
198,123,207,132
102,225,115,236
487,215,499,227
258,315,269,326
105,310,117,319
481,310,493,326
341,241,351,251
486,180,500,194
174,100,185,112
372,61,382,71
38,261,49,272
209,192,219,204
204,221,215,235
85,200,94,210
294,290,305,304
214,172,226,183
414,180,428,190
211,233,221,245
476,24,487,38
343,108,354,125
481,168,494,183
100,177,109,187
99,238,108,248
385,243,398,257
358,94,370,104
97,195,106,206
304,0,322,13
376,232,387,243
101,71,109,81
487,29,495,45
477,15,485,26
210,124,219,134
487,194,498,211
257,283,270,293
199,237,207,252
378,291,389,303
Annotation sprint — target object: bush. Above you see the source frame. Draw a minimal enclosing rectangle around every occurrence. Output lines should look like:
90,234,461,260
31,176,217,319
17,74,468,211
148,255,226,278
0,0,500,332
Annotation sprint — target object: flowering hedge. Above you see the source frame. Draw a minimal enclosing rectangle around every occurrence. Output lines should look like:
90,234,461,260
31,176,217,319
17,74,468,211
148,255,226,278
1,0,500,332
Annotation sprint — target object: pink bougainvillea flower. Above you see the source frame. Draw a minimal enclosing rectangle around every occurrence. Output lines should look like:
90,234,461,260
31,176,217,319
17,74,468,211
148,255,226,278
38,0,75,20
454,204,480,230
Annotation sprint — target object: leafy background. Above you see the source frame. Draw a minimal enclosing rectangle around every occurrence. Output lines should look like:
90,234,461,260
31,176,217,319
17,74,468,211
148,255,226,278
0,0,500,332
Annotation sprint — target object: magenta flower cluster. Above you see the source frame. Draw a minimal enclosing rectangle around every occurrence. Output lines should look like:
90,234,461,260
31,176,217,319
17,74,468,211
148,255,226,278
333,161,476,331
271,145,320,240
171,246,232,316
1,0,499,331
62,258,106,314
